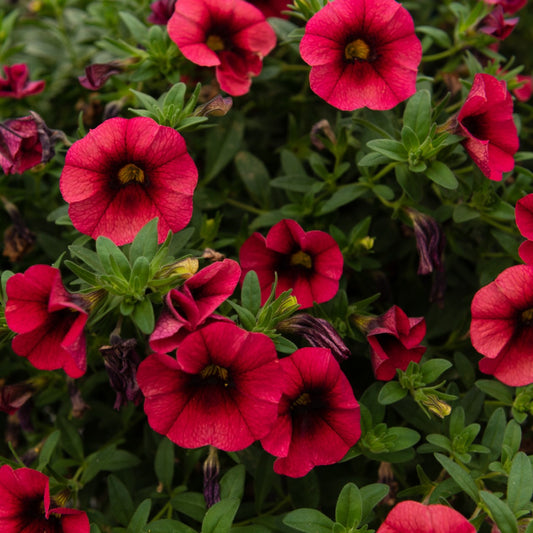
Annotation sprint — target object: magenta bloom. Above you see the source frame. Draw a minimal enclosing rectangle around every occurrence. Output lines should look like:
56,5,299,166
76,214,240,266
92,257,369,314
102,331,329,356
261,347,361,478
513,74,533,102
239,219,343,309
168,0,276,96
147,0,177,24
0,64,45,99
138,322,282,451
366,305,426,381
456,73,518,181
376,501,475,533
150,258,241,352
299,0,422,111
0,465,89,533
247,0,289,18
5,265,88,378
471,264,533,386
0,116,44,175
478,6,518,40
515,193,533,264
60,117,198,245
484,0,527,14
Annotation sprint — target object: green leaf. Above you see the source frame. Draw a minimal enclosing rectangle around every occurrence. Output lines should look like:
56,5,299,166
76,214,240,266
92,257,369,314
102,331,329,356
64,261,100,286
220,464,246,502
366,139,408,162
235,151,271,208
38,430,61,470
335,483,362,529
271,175,323,192
453,204,480,223
119,11,148,41
68,245,104,272
253,453,277,514
201,498,240,533
420,359,452,384
378,382,408,405
387,427,421,451
401,125,420,151
358,152,391,167
131,298,155,334
129,218,159,264
241,270,262,315
426,434,453,453
274,335,298,354
171,492,206,522
130,256,150,293
288,470,320,508
480,491,518,533
403,90,432,140
434,453,479,503
360,484,390,522
318,184,367,214
96,236,131,278
155,438,174,490
226,300,256,330
81,446,141,484
426,160,458,189
57,417,84,462
108,474,135,526
128,499,152,533
416,26,451,48
282,509,335,533
144,519,197,533
475,380,513,404
507,452,533,513
395,164,423,202
482,408,507,461
205,116,244,183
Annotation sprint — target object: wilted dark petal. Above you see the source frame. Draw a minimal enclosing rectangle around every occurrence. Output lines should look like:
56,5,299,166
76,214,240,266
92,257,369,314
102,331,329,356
310,119,336,150
202,447,221,508
194,95,233,117
0,382,34,414
79,61,125,91
406,208,445,275
147,0,177,24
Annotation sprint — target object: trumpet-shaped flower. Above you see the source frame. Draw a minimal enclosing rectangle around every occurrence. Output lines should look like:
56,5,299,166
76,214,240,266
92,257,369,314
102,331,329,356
168,0,276,96
471,264,533,386
138,322,282,451
239,219,343,309
0,64,45,99
60,117,198,245
515,193,533,264
299,0,422,110
5,265,88,378
261,347,361,477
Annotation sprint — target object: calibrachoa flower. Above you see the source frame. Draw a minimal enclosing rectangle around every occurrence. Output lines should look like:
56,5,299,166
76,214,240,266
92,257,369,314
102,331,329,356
484,0,527,14
168,0,277,96
137,322,282,451
0,465,90,532
0,64,45,98
5,265,88,378
515,193,533,264
478,5,518,40
247,0,289,18
471,264,533,386
78,60,130,90
147,0,177,24
365,305,426,381
512,74,533,101
455,73,518,181
376,500,475,533
299,0,422,111
261,347,361,477
239,219,343,309
60,116,198,245
150,258,241,352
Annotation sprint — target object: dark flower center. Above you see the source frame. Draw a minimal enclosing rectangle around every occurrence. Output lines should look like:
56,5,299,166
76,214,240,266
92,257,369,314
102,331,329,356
207,35,225,51
117,163,145,185
200,364,230,386
345,38,371,61
521,308,533,326
289,250,313,269
460,115,488,140
291,392,312,409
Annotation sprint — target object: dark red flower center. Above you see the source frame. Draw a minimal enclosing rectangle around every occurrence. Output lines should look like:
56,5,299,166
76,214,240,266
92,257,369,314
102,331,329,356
460,115,488,141
521,308,533,326
289,250,313,269
207,35,225,52
200,364,230,386
117,163,145,185
291,392,312,409
344,38,371,61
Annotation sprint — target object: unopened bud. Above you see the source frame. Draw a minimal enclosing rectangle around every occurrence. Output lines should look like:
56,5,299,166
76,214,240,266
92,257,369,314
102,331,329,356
203,446,221,508
194,95,233,117
422,394,451,418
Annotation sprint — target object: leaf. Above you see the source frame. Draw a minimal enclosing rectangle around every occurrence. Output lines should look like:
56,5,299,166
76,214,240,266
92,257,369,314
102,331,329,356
401,125,420,151
131,298,155,334
335,483,362,529
482,408,506,461
155,438,174,490
420,359,452,384
81,446,141,484
366,139,408,162
426,160,458,189
387,427,421,451
171,492,206,522
108,474,135,526
205,116,244,183
119,11,148,41
453,204,480,223
235,151,271,208
360,484,390,522
403,90,432,139
241,270,262,315
318,183,367,214
434,453,479,503
128,499,152,533
129,218,159,264
378,382,408,405
143,519,197,533
57,417,84,462
38,430,61,470
282,509,335,533
508,452,533,513
270,175,323,192
96,236,131,278
480,491,518,533
220,464,246,502
226,300,256,330
475,380,513,404
201,498,240,533
416,26,451,48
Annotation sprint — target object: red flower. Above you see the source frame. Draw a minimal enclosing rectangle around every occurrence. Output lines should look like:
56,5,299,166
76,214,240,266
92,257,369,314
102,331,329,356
456,73,518,181
60,117,198,246
515,193,533,264
478,6,518,40
247,0,289,19
261,347,361,477
484,0,527,14
167,0,277,96
0,465,90,533
471,264,533,386
137,322,282,451
5,265,88,378
147,0,177,24
512,74,533,102
239,219,343,309
149,258,241,352
366,305,426,381
376,500,475,533
0,64,45,99
299,0,422,111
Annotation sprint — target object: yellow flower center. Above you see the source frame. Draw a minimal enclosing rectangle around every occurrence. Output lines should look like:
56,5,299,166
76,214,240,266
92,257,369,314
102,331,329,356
291,392,312,409
521,308,533,324
200,364,229,386
345,38,371,61
289,250,312,269
207,35,225,51
117,163,145,185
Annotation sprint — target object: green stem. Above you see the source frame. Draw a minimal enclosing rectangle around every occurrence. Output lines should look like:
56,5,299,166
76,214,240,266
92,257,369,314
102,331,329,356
281,64,310,73
225,197,265,215
422,45,465,62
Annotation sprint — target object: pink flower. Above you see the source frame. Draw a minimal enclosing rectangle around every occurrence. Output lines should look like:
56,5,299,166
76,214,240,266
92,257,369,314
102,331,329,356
512,74,533,102
0,64,45,99
247,0,289,18
149,258,241,352
471,264,533,386
484,0,527,14
261,347,361,478
0,465,90,533
137,322,282,451
167,0,277,96
239,219,343,309
299,0,422,111
456,73,518,181
5,265,88,378
147,0,177,24
366,305,426,381
60,117,198,246
376,501,475,533
478,6,518,40
515,193,533,264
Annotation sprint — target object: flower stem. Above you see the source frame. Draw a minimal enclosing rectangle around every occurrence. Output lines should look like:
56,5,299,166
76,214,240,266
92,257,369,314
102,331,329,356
225,197,265,215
